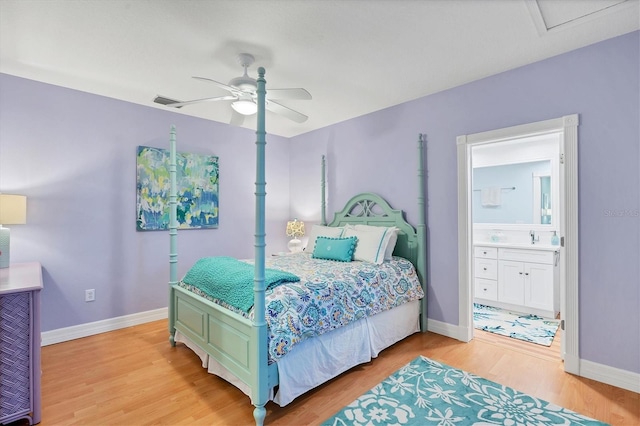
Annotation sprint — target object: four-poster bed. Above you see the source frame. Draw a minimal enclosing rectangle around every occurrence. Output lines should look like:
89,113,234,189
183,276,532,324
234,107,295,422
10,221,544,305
167,67,428,425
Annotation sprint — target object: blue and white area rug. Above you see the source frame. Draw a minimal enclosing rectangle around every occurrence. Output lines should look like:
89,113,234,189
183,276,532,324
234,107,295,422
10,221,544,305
474,303,560,346
322,356,607,426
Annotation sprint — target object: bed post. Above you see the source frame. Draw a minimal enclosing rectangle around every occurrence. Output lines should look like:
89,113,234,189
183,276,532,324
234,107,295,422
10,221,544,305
252,67,268,426
321,155,327,225
417,133,428,332
168,125,178,346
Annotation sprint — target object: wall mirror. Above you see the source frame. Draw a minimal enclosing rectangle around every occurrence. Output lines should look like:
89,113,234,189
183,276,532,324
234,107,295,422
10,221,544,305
472,160,552,224
471,133,560,228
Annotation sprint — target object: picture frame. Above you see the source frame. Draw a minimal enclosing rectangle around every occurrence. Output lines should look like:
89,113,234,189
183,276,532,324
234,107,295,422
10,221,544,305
136,146,219,231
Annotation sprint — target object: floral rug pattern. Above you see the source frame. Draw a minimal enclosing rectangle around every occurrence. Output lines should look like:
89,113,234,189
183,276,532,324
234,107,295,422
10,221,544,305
473,303,560,346
322,356,607,426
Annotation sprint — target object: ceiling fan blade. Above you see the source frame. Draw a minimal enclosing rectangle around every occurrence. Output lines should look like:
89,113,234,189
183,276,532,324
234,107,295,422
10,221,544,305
266,88,312,101
192,76,240,94
265,100,308,123
156,95,237,108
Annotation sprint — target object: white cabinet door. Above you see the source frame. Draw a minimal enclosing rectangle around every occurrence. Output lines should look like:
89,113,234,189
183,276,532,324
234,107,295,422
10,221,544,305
524,262,554,312
498,260,525,305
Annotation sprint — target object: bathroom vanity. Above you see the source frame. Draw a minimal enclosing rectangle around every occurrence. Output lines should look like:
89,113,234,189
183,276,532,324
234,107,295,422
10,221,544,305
474,244,559,319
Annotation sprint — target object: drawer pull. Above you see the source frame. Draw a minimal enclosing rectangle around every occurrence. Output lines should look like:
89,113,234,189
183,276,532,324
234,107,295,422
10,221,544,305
483,251,487,255
483,267,487,271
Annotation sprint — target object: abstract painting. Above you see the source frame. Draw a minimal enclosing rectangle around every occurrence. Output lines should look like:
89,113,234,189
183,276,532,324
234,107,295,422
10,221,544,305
136,146,219,231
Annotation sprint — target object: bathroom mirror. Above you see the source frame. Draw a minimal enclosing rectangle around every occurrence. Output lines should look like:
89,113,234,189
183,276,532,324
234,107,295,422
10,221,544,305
472,160,552,225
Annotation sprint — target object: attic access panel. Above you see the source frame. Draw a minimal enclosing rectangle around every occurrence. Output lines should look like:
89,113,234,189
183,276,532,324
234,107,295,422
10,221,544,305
527,0,631,33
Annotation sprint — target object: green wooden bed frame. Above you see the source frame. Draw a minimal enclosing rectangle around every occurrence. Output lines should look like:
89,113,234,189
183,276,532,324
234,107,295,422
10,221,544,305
167,67,427,426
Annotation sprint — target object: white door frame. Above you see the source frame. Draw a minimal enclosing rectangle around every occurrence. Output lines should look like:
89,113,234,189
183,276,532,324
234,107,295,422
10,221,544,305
456,114,579,374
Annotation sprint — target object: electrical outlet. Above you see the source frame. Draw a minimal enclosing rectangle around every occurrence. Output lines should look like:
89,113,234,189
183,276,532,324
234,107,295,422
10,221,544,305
85,289,95,302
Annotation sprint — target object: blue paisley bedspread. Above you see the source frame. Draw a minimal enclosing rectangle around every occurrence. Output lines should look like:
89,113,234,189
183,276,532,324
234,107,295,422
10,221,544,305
178,252,424,361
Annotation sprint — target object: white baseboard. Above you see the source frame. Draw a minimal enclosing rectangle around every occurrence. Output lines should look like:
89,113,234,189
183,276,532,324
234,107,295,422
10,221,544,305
564,353,580,375
427,319,639,393
580,359,640,394
41,307,168,346
427,318,470,342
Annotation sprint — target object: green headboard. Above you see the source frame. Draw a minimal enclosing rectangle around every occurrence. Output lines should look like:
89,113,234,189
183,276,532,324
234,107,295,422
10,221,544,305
328,192,421,268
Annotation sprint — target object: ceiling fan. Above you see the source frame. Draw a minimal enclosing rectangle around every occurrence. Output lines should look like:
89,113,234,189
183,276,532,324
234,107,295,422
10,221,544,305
154,53,311,124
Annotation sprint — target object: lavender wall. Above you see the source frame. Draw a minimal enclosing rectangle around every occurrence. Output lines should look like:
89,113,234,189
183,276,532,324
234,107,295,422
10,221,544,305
1,31,637,376
0,74,292,332
290,31,639,374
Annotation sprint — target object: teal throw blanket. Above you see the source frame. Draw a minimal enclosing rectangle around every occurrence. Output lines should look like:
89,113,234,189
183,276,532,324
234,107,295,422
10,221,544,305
182,256,300,313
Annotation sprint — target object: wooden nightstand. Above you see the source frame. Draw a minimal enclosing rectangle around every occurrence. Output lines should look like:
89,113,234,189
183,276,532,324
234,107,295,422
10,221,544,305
0,262,43,425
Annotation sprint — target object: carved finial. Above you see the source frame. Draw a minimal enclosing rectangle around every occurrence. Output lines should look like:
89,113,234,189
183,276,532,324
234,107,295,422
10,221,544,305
258,67,266,78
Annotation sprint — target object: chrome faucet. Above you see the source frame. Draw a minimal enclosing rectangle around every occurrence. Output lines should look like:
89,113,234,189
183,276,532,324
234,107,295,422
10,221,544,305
530,230,539,244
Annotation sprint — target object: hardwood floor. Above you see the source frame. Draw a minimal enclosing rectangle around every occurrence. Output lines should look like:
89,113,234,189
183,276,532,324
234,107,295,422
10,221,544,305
19,320,639,425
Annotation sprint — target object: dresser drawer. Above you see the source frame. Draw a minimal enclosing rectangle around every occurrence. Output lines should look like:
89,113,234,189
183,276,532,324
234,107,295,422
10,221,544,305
475,278,498,301
0,292,33,425
0,263,42,426
474,246,497,259
474,258,497,280
498,248,555,264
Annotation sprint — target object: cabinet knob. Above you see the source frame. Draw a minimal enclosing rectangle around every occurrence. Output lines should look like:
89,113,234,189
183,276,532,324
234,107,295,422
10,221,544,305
483,267,487,271
483,251,487,255
525,273,529,276
519,272,523,275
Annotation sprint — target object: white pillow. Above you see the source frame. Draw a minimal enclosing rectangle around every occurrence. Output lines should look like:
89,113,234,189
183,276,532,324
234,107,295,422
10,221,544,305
304,225,344,251
384,229,400,260
343,225,392,264
353,224,400,261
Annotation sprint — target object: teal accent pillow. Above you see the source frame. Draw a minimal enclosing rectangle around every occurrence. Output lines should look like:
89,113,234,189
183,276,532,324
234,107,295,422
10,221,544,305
312,236,357,262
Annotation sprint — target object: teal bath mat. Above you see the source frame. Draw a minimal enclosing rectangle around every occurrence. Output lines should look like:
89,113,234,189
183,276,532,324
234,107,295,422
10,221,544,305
474,303,560,346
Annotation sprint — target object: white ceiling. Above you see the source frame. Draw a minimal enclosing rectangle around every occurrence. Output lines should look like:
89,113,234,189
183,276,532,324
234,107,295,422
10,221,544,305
1,0,638,138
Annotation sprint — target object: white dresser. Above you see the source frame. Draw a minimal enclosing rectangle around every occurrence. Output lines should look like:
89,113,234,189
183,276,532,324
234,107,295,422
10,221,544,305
474,245,559,318
0,262,43,425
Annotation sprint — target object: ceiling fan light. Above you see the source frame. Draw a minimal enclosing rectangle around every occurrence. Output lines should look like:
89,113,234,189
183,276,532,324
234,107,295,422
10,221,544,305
231,100,257,115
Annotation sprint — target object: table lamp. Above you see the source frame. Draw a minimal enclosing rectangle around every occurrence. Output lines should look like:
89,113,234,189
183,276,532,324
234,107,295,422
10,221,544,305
286,219,305,253
0,194,27,268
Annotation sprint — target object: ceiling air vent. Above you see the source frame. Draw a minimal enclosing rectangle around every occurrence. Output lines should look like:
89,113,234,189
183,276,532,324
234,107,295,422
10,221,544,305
153,95,183,108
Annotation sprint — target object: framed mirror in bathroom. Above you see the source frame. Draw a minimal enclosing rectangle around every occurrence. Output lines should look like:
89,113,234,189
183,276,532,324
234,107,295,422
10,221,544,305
472,160,552,225
471,132,560,230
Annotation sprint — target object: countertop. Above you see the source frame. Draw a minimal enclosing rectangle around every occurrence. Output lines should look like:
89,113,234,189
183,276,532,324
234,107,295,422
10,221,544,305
474,242,560,251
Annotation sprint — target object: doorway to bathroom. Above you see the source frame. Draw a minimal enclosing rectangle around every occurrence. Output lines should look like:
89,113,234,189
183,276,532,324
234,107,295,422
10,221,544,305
457,114,580,374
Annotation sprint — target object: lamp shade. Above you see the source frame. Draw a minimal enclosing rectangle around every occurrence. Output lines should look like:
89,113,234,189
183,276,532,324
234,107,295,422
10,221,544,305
0,194,26,268
0,194,27,225
286,219,305,238
231,99,257,116
286,219,305,253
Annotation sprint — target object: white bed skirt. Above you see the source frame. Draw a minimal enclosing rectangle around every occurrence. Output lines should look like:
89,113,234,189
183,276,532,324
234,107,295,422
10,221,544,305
175,299,420,406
